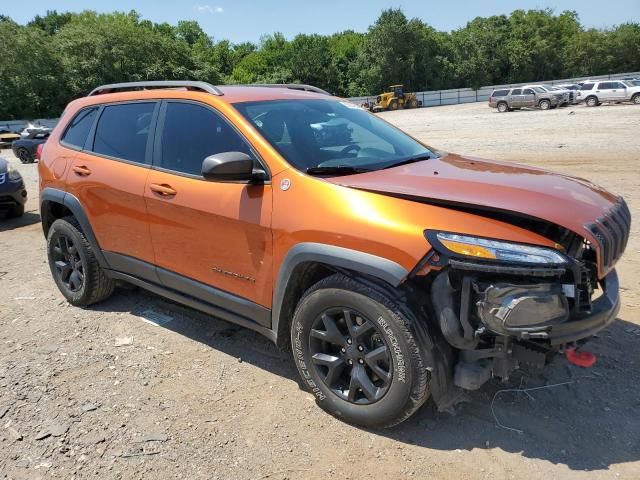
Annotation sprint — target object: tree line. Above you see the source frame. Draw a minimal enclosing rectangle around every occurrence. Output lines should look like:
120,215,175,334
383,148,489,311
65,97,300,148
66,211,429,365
1,8,639,119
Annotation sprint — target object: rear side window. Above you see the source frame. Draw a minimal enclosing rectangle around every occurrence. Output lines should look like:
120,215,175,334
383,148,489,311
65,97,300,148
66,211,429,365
598,82,613,89
492,90,509,97
92,103,155,164
511,89,522,95
61,108,97,149
580,84,594,91
157,102,253,177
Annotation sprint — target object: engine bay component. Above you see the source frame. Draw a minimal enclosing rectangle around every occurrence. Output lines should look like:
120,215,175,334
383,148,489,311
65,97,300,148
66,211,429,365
476,282,570,336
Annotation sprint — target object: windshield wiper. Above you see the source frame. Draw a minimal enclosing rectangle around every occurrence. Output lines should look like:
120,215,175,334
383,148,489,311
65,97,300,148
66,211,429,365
382,154,434,170
306,165,372,176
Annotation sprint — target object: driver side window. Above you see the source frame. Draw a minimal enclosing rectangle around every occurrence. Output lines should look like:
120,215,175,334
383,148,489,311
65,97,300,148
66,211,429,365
157,102,253,176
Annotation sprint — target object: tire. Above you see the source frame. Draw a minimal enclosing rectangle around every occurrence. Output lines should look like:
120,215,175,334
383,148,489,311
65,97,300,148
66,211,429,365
586,96,598,107
408,99,418,109
291,274,430,428
497,102,509,113
388,100,399,111
17,148,33,164
538,99,551,110
7,203,24,218
47,216,115,306
632,94,640,105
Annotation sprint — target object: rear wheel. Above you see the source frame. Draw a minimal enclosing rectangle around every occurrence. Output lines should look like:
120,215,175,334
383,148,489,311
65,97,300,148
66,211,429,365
408,99,418,109
586,96,599,107
291,274,431,428
47,216,114,306
539,99,551,110
17,148,33,164
497,102,509,113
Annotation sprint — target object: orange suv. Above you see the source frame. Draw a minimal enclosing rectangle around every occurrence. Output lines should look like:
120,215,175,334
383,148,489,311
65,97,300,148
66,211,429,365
39,81,630,427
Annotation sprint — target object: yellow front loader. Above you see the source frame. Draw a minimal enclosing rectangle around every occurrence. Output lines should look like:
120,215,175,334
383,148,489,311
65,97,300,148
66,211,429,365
371,85,420,112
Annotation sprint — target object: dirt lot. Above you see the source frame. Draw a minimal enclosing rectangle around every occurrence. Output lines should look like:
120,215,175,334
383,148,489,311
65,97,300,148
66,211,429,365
1,102,639,480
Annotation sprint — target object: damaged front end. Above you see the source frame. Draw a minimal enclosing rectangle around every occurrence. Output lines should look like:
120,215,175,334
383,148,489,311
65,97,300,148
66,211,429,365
422,226,623,393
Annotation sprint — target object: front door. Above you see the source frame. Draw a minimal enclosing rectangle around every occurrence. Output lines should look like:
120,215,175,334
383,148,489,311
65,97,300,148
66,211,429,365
144,100,273,316
521,88,536,107
609,81,627,100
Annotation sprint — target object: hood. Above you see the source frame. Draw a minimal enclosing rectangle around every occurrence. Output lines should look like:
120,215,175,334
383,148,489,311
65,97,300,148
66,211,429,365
326,154,625,275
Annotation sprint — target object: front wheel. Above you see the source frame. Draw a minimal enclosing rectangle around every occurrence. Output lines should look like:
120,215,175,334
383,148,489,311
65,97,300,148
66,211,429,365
632,94,640,105
539,99,551,110
291,274,430,428
388,100,399,111
17,148,33,164
7,203,24,218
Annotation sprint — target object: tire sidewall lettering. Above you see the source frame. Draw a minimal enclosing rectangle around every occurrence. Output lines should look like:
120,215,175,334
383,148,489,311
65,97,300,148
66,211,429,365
376,316,406,383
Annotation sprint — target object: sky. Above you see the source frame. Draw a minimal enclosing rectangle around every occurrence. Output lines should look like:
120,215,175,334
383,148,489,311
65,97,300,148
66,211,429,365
4,0,640,43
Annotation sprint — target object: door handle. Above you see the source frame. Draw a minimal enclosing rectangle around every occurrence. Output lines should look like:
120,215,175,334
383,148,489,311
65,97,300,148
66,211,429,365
150,183,177,197
72,165,91,176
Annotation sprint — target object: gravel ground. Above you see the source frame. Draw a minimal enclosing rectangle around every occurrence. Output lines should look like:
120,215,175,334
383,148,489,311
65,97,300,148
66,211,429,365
1,101,639,480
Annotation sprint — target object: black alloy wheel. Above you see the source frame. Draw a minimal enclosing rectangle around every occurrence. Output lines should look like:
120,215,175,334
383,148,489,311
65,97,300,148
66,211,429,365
17,148,32,164
309,307,392,405
51,233,85,292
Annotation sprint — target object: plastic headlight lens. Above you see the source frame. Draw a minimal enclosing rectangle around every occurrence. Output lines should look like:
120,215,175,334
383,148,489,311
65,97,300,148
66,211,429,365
7,166,22,181
436,232,567,265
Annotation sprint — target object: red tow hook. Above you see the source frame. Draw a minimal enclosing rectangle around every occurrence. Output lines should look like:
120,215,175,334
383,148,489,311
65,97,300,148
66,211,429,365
565,347,596,367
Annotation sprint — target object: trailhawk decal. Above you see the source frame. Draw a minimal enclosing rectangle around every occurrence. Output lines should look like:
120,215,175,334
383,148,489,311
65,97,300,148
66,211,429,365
294,321,327,401
376,316,406,383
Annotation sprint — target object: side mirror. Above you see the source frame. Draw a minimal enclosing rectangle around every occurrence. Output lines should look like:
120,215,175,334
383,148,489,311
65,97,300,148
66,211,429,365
202,152,266,183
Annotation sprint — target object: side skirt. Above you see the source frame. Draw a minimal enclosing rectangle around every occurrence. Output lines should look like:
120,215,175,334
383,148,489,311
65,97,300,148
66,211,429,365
106,270,276,343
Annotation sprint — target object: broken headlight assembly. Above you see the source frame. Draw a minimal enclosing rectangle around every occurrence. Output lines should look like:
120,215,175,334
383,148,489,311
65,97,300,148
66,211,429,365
430,231,567,265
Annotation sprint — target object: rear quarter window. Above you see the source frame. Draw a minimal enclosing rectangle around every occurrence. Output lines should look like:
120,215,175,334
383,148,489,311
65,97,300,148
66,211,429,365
580,84,595,91
61,108,98,149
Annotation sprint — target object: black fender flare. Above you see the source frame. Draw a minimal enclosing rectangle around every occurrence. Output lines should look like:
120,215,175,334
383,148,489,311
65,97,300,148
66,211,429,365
271,242,408,342
40,187,110,269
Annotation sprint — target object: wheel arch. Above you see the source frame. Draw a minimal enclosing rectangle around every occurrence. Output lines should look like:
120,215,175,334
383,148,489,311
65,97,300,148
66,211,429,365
40,188,109,268
271,243,409,349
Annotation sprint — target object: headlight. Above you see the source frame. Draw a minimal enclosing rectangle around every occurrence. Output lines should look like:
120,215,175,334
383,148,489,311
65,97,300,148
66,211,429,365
7,166,22,181
433,232,567,265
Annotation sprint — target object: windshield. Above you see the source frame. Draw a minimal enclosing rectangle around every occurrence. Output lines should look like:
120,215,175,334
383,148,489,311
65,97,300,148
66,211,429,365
233,99,436,174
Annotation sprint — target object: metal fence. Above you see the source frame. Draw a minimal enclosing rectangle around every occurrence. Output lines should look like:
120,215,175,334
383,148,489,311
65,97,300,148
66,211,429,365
347,71,640,108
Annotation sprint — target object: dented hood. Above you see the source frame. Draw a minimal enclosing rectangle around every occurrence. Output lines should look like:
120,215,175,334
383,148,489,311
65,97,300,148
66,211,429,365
327,154,623,273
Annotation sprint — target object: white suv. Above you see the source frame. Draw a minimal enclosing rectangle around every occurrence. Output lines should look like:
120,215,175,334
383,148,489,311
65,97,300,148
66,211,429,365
577,80,640,107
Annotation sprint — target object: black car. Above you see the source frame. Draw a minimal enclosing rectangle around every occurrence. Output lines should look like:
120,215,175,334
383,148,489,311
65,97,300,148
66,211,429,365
11,132,49,164
0,156,27,218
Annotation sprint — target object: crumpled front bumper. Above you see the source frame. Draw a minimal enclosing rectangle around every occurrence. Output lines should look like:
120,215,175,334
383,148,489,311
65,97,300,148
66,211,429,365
475,269,620,345
547,270,619,345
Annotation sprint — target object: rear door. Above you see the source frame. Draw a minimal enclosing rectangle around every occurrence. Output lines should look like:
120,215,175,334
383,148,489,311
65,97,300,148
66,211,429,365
509,89,523,107
596,82,615,101
521,88,536,107
65,101,158,269
144,100,273,315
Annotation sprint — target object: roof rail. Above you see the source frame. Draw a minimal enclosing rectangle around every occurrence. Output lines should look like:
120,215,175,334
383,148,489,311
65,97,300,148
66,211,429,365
241,83,332,96
88,81,224,97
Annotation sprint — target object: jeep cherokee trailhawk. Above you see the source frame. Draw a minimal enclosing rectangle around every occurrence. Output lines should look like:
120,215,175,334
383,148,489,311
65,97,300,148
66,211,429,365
39,81,630,428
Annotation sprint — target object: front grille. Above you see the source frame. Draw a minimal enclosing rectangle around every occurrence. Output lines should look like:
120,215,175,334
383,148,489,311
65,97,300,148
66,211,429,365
585,198,631,272
0,173,5,185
